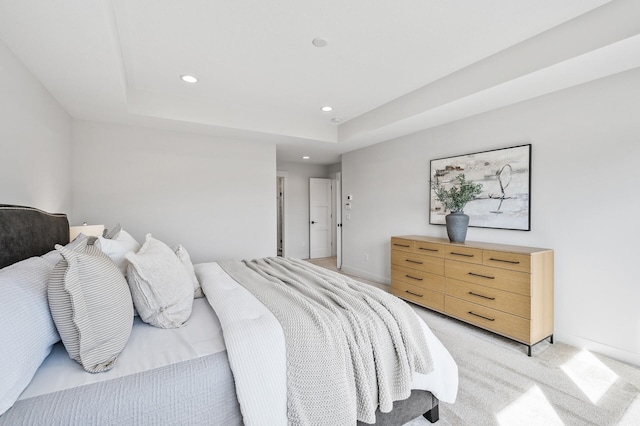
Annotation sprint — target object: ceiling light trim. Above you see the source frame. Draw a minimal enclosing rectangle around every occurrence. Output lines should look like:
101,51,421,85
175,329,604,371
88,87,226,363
181,74,198,83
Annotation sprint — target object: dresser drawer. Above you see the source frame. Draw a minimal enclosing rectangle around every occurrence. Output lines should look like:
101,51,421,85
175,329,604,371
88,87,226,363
414,241,445,258
392,265,445,292
483,250,531,273
445,296,531,343
392,281,445,312
391,238,414,253
445,260,531,296
444,246,483,264
391,250,445,275
445,278,531,318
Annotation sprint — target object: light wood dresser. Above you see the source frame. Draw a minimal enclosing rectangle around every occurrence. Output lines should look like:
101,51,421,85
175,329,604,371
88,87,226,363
390,235,554,355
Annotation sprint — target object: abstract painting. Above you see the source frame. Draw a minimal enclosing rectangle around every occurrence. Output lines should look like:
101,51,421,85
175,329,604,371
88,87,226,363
429,144,531,231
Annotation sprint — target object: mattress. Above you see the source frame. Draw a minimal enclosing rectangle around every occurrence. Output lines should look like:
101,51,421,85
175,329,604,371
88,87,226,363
4,262,457,425
2,299,242,425
18,298,226,400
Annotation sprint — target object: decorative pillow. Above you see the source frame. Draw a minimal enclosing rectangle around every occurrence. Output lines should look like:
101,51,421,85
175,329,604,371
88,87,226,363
98,228,141,276
0,257,61,415
41,233,89,265
126,235,194,328
174,244,204,298
48,238,134,373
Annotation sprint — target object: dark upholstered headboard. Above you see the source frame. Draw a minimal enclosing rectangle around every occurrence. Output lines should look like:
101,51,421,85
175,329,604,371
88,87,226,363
0,205,69,268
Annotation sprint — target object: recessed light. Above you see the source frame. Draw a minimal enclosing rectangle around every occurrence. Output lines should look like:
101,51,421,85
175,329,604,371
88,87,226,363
321,106,333,112
312,37,328,48
302,156,310,160
180,75,198,83
331,117,342,123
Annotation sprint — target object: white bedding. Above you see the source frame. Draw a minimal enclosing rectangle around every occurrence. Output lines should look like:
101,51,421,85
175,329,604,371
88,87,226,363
19,260,457,425
195,261,458,426
18,298,225,400
196,261,288,425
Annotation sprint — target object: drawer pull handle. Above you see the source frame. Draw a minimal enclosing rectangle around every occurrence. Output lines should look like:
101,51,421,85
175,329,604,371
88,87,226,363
489,257,520,265
468,272,495,280
468,311,495,322
406,275,423,281
468,291,495,300
405,290,423,298
450,252,474,258
394,243,410,248
405,259,423,265
419,247,438,252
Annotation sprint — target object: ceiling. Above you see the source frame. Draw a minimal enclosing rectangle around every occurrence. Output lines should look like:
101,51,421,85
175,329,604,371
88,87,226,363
2,0,637,164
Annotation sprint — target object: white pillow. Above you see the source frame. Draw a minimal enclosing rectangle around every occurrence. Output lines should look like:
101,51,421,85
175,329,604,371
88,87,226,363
126,235,194,328
98,229,141,276
48,238,134,373
174,244,203,298
0,257,60,415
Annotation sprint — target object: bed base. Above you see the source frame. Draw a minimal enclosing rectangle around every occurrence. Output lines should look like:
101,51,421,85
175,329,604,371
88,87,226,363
359,390,439,425
424,403,439,422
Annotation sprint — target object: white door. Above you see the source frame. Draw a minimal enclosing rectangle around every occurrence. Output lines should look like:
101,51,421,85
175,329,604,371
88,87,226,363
309,178,332,259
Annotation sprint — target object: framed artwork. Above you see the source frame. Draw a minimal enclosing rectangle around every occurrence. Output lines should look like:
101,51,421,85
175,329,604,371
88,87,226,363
429,144,531,231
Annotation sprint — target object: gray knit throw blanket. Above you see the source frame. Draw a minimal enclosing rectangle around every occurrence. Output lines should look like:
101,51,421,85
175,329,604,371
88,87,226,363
218,257,434,425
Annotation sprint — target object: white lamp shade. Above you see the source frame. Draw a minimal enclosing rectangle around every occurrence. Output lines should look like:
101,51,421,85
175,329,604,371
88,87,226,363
69,224,105,241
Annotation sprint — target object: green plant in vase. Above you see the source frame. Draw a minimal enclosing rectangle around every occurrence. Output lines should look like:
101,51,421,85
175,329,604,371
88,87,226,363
430,174,483,242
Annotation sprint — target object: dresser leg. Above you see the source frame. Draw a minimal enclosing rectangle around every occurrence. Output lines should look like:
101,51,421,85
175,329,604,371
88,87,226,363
527,345,532,357
550,334,554,344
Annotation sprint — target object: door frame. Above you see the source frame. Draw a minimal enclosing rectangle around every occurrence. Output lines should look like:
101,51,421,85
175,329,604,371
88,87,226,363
276,171,288,257
334,172,342,268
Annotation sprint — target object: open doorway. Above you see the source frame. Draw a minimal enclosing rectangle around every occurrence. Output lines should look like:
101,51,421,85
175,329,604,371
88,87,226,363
276,175,285,256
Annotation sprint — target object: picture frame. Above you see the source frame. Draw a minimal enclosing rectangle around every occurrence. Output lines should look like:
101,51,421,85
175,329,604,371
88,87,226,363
429,144,531,231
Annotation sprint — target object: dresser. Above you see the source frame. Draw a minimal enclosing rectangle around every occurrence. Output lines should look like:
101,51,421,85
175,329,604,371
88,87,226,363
390,235,554,355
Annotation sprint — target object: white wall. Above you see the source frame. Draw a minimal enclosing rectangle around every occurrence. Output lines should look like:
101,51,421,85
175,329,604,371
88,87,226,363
72,120,276,263
342,68,640,366
276,161,332,259
0,40,72,213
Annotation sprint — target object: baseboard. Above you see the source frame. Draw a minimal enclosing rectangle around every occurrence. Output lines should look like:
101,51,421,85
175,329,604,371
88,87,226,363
557,333,640,368
340,265,390,286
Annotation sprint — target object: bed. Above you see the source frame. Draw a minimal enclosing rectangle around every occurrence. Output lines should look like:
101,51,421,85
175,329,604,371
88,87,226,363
0,205,458,425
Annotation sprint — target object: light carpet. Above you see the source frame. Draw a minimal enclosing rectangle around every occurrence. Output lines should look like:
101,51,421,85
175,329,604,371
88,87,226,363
304,258,640,425
404,305,640,425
